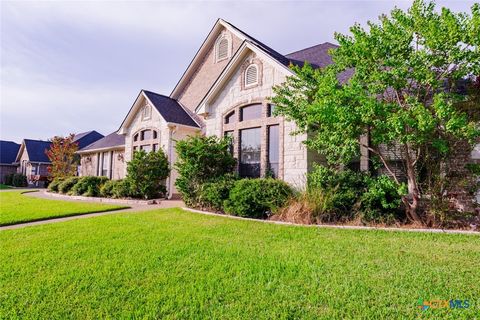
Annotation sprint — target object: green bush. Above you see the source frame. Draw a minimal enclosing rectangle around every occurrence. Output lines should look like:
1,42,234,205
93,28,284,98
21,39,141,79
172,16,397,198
224,178,293,219
126,150,169,199
175,135,236,206
4,173,14,186
112,179,132,199
197,174,237,211
100,180,116,198
360,176,405,223
307,165,365,219
71,176,108,197
48,178,64,192
100,179,132,199
58,177,79,194
11,174,28,187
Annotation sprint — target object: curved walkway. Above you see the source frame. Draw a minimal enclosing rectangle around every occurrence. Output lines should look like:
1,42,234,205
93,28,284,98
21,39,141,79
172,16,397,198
1,190,184,231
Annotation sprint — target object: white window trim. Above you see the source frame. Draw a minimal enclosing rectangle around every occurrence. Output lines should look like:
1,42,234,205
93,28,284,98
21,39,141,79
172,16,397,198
142,105,152,121
244,64,259,87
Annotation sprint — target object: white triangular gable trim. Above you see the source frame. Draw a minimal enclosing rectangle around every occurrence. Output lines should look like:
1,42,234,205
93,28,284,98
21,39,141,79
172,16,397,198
195,41,295,115
117,91,163,135
170,19,248,100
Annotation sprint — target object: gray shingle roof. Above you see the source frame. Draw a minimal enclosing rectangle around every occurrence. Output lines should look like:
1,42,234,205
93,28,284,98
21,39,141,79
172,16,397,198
0,140,20,164
285,42,338,68
143,90,199,127
79,132,125,152
23,139,52,163
73,130,104,149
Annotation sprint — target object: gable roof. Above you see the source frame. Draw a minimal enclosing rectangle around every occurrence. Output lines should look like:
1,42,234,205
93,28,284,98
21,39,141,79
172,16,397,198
285,42,338,68
0,140,20,165
78,132,125,153
73,130,104,149
143,91,199,127
17,139,52,163
118,90,199,133
195,40,296,114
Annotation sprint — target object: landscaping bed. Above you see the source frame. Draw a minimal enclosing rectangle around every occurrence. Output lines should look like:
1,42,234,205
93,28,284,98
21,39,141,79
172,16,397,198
0,190,128,226
0,208,478,319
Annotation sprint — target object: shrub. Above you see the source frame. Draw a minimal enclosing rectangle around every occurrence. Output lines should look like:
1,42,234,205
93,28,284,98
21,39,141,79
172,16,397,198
112,179,132,199
48,178,65,192
197,174,237,211
71,176,108,196
307,165,365,219
4,173,14,186
125,150,169,199
175,135,236,206
360,176,405,223
100,180,116,198
224,178,293,218
58,176,79,194
12,174,28,187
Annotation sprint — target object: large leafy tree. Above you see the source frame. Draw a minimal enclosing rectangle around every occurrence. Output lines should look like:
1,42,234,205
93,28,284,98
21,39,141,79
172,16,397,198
272,0,480,223
46,134,79,179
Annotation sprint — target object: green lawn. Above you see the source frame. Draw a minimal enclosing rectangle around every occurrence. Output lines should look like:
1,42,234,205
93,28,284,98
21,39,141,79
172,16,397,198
0,184,12,190
0,208,478,319
0,191,128,226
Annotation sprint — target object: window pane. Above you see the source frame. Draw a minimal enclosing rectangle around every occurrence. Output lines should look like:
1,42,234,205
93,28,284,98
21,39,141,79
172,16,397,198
268,125,279,178
140,145,151,152
225,111,235,124
268,104,276,117
153,144,159,152
102,152,109,176
141,130,152,140
240,128,261,178
240,104,262,121
153,131,158,139
224,131,234,155
134,134,138,142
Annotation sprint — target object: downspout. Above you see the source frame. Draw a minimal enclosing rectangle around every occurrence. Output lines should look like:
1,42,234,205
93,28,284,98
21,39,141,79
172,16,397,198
167,124,177,199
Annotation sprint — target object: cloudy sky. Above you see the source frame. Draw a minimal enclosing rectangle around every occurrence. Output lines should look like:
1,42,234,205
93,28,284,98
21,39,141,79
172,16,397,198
0,0,476,142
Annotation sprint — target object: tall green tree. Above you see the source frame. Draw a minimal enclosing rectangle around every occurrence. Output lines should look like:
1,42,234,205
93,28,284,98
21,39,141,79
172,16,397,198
272,0,480,223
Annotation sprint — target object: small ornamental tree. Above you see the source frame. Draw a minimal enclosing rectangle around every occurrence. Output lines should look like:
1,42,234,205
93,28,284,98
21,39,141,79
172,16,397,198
46,134,79,180
126,149,170,199
175,135,236,206
272,0,480,224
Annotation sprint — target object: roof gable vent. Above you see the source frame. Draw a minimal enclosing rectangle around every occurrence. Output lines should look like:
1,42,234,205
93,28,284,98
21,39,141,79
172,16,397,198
245,64,258,87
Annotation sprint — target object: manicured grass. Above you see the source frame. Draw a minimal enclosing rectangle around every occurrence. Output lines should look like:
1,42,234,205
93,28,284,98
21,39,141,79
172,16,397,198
0,184,12,189
0,191,128,226
0,208,478,319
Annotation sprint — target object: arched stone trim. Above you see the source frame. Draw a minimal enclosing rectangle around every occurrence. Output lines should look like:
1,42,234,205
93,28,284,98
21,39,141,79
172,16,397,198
131,127,161,154
240,56,263,90
221,100,284,178
214,31,232,63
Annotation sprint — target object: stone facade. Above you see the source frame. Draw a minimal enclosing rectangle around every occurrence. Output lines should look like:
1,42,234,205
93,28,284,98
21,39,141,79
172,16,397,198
177,27,242,111
203,51,310,189
79,149,125,180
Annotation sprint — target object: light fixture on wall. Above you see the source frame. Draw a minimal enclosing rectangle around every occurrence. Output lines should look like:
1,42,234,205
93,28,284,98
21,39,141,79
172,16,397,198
85,156,92,163
117,153,124,162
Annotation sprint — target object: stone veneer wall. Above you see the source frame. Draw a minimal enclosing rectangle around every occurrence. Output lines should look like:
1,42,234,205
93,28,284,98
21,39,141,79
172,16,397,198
79,149,125,180
204,51,309,189
177,28,243,111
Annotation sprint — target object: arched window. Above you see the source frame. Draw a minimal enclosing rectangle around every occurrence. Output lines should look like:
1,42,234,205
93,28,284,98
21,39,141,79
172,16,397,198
216,36,230,62
245,64,258,87
142,105,152,120
132,129,160,155
225,111,236,124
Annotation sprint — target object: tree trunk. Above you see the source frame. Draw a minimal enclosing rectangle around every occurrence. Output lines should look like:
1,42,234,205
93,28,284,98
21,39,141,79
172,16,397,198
403,149,423,224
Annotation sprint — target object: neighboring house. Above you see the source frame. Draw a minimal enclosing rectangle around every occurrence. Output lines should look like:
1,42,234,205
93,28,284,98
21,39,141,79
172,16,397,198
77,18,480,201
73,130,104,150
15,139,52,185
0,140,20,183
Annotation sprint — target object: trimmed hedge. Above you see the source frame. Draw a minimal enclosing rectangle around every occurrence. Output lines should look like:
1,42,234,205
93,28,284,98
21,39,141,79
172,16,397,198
58,177,79,194
197,174,237,211
224,178,294,219
71,176,108,197
48,178,65,192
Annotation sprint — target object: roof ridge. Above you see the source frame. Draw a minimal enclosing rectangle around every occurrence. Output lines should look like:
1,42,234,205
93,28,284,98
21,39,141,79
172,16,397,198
143,89,174,100
285,42,338,56
24,138,50,143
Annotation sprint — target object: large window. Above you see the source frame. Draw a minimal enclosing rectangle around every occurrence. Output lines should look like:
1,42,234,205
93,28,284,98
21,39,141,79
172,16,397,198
132,129,159,156
224,130,234,155
240,104,262,121
101,152,110,177
268,125,279,177
240,128,261,178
